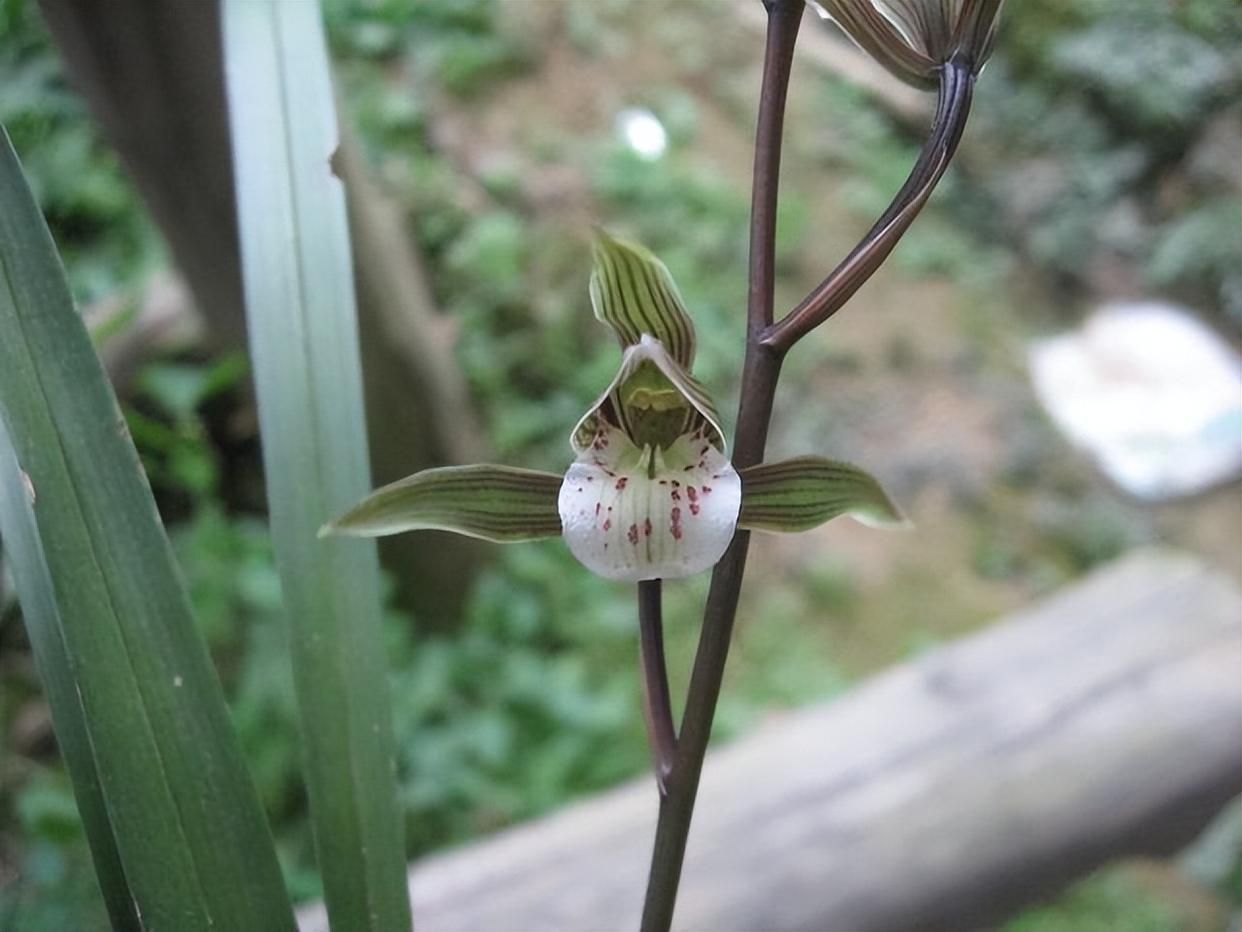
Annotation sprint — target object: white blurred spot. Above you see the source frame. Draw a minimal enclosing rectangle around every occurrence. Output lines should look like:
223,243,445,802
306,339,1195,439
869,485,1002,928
809,0,832,20
616,108,668,160
1029,302,1242,500
173,675,183,688
20,470,34,505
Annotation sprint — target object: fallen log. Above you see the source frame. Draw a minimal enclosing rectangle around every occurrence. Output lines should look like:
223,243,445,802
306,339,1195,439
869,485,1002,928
296,550,1241,931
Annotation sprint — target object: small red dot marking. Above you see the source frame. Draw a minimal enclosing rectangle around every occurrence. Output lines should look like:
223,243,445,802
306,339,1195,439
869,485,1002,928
670,507,683,540
628,524,639,545
643,518,652,537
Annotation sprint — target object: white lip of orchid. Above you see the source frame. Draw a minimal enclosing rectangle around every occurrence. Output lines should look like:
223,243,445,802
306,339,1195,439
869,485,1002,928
559,423,742,581
560,332,741,581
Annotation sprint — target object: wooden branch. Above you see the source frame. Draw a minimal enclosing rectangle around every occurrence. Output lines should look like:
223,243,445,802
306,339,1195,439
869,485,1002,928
294,551,1242,931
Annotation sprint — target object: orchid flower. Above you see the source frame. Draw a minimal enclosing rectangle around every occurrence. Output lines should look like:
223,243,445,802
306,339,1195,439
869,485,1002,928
322,232,904,579
813,0,1003,88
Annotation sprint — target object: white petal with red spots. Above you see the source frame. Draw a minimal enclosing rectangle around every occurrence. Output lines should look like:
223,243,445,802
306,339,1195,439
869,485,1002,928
558,425,741,581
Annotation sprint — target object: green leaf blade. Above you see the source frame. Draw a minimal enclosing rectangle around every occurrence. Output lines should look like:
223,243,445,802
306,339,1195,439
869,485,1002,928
738,456,907,533
223,3,413,929
324,464,563,542
0,129,295,930
0,423,139,931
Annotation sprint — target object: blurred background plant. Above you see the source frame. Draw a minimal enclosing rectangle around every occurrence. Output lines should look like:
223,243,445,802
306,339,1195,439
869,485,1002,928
0,0,1239,928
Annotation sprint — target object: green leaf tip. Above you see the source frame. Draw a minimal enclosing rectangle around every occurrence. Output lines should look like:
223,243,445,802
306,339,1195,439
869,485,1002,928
323,464,563,543
590,229,696,369
738,456,908,534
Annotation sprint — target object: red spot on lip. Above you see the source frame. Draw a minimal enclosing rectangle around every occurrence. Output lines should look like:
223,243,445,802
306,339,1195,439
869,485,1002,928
595,503,601,516
670,507,683,540
603,519,612,531
689,503,700,516
702,486,712,493
671,490,681,501
616,477,628,490
627,524,639,545
643,518,652,537
687,487,698,502
671,480,680,488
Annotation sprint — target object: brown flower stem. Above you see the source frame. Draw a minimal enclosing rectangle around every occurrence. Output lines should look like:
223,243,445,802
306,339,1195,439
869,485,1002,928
638,7,981,929
763,55,975,353
637,579,676,795
638,1,801,929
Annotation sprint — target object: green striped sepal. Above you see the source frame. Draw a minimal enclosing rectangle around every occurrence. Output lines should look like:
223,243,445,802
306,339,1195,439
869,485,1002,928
320,465,562,542
590,230,696,369
738,456,907,533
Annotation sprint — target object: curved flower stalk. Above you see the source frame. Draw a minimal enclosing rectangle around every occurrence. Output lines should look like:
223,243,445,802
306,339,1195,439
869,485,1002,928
323,232,904,580
764,0,1004,352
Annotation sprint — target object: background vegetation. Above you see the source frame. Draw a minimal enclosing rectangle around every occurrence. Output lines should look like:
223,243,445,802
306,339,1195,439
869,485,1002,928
1,0,1239,928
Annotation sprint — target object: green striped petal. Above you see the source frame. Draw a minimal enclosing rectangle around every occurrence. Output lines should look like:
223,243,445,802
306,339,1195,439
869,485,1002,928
738,456,907,533
572,335,726,455
814,0,938,89
590,230,696,369
320,465,562,542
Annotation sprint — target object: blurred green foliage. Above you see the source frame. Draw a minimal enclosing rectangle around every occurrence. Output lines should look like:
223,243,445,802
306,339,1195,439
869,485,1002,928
0,0,160,303
969,0,1242,323
1002,865,1211,932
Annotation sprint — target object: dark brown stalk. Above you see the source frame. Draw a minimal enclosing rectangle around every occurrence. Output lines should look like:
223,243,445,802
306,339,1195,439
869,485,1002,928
763,53,975,352
638,1,801,928
638,579,676,795
639,8,983,930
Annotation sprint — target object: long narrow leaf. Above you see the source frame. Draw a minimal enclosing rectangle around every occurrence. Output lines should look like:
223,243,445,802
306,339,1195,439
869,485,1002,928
0,422,138,930
223,4,413,930
0,128,295,930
